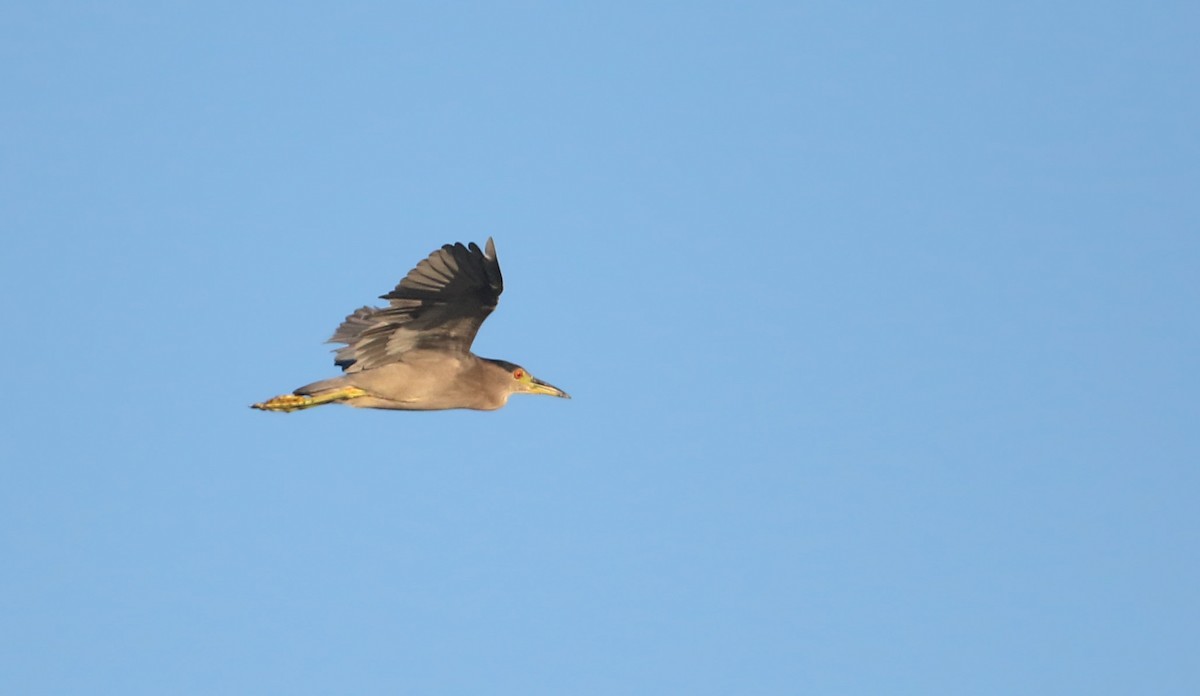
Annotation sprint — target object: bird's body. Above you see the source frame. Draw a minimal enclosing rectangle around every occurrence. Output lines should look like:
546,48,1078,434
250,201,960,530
252,238,569,413
296,354,513,411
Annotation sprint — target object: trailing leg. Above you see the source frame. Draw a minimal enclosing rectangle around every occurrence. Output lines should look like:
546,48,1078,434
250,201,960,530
251,386,367,412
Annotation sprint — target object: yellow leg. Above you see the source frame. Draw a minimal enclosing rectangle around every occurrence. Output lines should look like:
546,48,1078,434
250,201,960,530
251,386,367,412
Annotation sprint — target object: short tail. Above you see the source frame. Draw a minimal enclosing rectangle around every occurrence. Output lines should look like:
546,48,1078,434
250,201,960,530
251,386,367,413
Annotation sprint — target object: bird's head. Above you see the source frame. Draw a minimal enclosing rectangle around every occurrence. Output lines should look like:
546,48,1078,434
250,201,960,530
489,359,571,400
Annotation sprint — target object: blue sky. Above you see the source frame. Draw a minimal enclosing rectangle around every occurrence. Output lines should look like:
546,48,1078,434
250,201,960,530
2,2,1197,694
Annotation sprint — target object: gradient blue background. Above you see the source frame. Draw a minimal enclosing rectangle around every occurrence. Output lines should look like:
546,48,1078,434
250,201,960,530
3,3,1197,694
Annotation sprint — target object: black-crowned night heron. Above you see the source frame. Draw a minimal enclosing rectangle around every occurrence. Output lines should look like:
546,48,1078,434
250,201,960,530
252,238,569,412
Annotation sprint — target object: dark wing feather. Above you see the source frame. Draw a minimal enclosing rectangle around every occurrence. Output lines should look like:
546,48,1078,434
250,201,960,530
329,238,503,372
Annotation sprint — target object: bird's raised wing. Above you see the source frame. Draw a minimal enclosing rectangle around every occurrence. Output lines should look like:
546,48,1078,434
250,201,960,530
329,238,503,372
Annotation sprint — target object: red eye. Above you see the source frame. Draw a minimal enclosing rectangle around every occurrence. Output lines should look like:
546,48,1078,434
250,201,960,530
514,369,524,379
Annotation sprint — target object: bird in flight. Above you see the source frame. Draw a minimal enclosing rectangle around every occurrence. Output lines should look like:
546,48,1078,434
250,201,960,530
252,238,570,412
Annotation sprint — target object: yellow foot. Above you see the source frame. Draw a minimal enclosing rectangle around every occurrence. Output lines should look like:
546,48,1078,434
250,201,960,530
252,394,313,412
251,387,367,412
